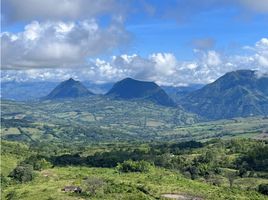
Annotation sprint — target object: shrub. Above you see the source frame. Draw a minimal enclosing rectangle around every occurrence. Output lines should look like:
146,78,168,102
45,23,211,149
9,164,34,183
117,160,151,173
258,184,268,195
84,177,106,196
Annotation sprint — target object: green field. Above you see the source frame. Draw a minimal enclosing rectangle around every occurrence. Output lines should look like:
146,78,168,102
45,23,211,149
1,98,268,143
3,166,267,200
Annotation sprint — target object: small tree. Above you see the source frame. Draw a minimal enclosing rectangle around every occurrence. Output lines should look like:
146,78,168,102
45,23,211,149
9,164,34,183
226,172,236,188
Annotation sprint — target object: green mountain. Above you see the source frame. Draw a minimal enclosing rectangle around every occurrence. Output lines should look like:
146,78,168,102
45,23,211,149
180,70,268,119
106,78,176,107
44,78,94,99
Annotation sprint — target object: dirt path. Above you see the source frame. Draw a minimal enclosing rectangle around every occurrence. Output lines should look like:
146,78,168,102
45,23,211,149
161,193,203,200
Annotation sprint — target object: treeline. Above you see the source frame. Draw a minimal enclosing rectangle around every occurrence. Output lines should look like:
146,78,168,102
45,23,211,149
15,139,268,174
3,139,268,195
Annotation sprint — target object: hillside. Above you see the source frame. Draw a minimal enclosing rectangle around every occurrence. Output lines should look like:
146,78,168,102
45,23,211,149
106,78,176,107
180,70,268,119
1,139,268,200
44,78,94,100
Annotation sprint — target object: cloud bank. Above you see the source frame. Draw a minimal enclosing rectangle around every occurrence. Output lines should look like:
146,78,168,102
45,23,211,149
2,38,268,86
1,20,130,69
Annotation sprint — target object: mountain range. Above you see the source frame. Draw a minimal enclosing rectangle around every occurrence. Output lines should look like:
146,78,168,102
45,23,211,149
180,70,268,119
1,70,268,120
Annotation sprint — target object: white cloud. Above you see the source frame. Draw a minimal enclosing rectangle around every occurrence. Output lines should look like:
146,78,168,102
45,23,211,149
149,53,177,76
1,38,268,86
1,20,130,69
204,50,222,66
254,38,268,69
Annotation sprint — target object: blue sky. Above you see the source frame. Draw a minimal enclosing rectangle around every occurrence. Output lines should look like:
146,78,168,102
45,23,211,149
1,0,268,85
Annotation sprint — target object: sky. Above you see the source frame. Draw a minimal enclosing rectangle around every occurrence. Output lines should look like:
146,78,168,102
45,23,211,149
1,0,268,86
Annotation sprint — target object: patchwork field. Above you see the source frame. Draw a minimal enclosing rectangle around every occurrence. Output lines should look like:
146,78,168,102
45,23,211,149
1,98,268,143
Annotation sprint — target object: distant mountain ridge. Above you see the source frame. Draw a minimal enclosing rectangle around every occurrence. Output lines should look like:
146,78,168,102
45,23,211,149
180,70,268,119
162,84,204,102
44,78,94,99
106,78,176,107
1,81,113,101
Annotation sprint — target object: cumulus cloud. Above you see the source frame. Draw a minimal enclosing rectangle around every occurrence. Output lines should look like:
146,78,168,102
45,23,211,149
1,20,130,69
2,38,268,86
255,38,268,67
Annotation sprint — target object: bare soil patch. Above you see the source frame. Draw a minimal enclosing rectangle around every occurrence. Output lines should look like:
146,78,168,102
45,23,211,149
161,193,203,200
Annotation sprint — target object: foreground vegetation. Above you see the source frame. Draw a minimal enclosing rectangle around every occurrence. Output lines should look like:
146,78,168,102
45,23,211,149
1,139,268,199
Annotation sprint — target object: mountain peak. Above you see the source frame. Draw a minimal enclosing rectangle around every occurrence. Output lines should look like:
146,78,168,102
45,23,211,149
180,69,268,119
44,78,94,100
67,78,75,82
106,78,176,107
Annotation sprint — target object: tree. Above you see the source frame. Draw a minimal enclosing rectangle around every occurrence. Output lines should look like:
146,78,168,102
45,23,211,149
237,144,268,172
226,172,236,188
9,164,34,183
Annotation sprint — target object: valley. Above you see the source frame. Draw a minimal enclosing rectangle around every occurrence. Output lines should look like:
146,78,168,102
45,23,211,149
1,97,268,144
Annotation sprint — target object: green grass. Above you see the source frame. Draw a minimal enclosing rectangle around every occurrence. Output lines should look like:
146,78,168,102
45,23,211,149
1,154,21,176
1,141,29,176
2,166,267,200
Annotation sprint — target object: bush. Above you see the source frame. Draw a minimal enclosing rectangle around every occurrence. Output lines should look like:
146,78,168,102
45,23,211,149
84,177,106,196
9,164,34,183
258,184,268,195
237,167,247,178
117,160,151,173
